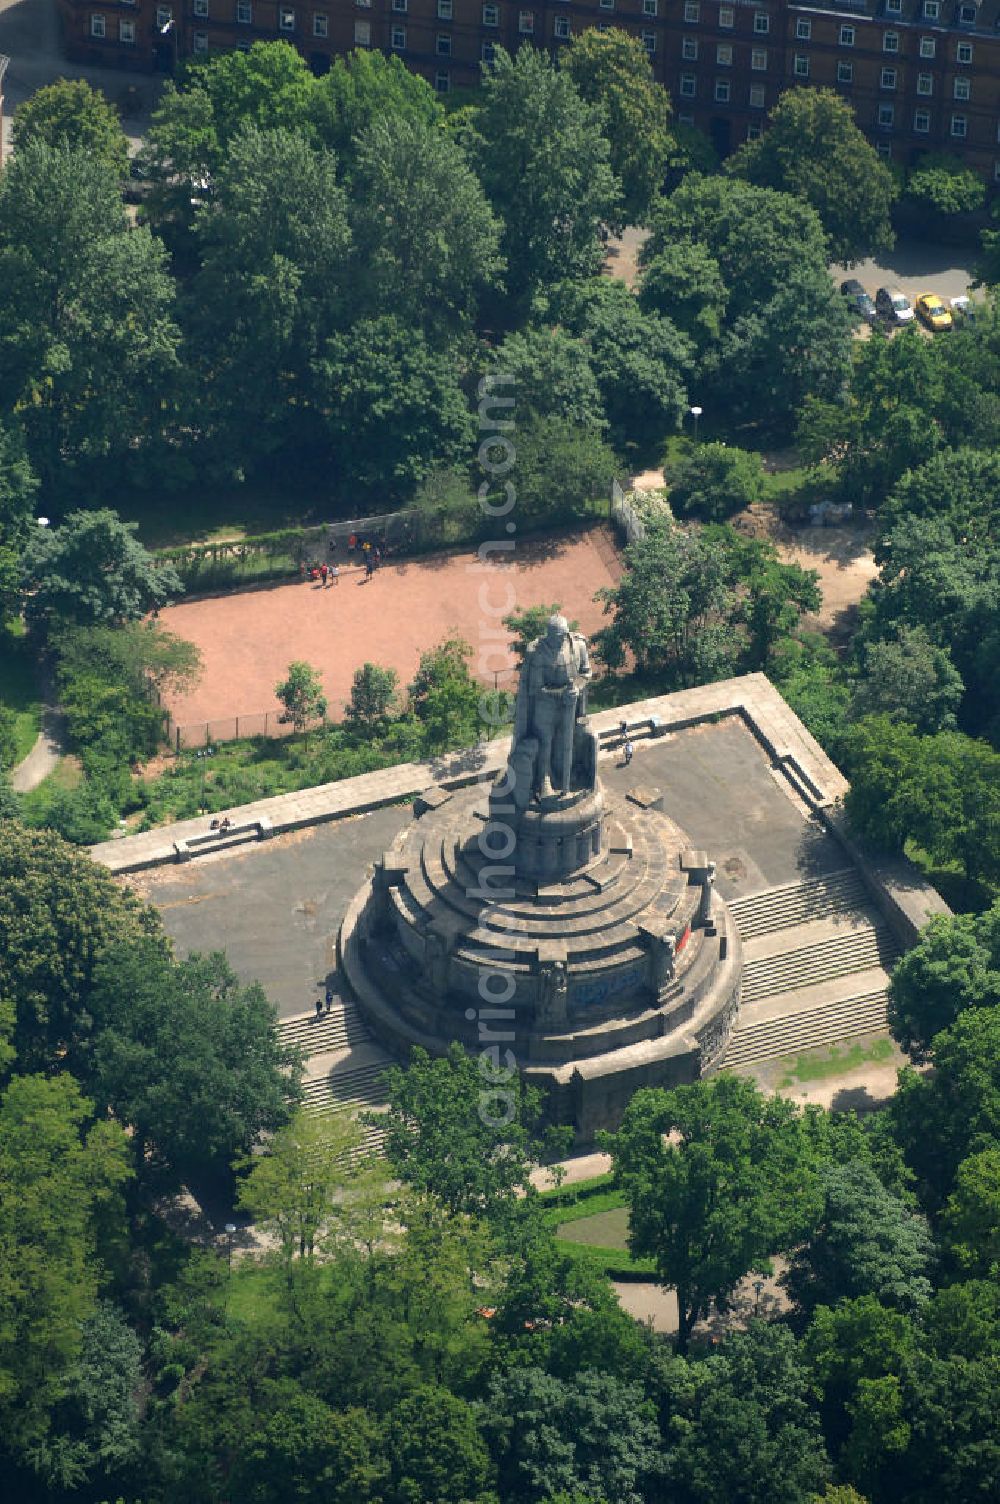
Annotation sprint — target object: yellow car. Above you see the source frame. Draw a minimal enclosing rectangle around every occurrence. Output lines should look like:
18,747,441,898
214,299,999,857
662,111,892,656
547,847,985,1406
915,293,953,331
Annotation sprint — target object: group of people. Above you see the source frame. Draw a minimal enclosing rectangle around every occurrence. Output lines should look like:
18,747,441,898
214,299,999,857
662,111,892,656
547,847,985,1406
299,532,388,585
303,561,340,587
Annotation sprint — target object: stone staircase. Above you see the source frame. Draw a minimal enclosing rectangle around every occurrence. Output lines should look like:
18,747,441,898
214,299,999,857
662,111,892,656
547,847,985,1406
727,867,867,940
717,870,900,1071
279,997,391,1158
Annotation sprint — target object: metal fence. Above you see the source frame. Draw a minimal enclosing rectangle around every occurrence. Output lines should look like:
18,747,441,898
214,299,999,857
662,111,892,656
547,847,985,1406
610,478,646,547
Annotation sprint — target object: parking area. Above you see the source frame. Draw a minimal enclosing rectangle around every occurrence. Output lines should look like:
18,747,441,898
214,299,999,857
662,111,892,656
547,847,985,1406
831,241,976,313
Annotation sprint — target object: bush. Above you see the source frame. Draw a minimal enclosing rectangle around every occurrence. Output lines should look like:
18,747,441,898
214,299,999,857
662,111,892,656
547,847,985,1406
905,153,985,218
666,442,766,522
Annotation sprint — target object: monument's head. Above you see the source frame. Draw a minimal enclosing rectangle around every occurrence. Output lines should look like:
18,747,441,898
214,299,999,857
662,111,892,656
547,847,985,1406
546,613,570,644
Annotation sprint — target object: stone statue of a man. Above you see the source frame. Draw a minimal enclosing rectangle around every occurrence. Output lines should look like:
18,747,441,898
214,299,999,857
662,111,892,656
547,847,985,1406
513,615,593,801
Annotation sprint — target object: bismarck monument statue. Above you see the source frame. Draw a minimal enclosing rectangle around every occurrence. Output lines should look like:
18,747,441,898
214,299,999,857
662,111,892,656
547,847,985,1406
340,617,742,1139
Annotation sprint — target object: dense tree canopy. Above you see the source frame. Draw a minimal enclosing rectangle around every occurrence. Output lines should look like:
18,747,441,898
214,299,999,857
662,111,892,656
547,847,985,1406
12,78,129,177
20,509,183,630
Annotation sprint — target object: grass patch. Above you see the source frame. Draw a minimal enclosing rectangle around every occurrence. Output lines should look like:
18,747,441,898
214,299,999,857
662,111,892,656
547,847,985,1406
553,1238,656,1281
536,1171,614,1204
18,757,81,820
557,1206,630,1250
115,482,329,551
777,1034,896,1088
541,1186,624,1232
0,623,43,764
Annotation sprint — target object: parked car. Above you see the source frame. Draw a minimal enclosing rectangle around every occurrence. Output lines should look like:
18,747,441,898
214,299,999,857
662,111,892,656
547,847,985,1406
950,294,977,325
875,286,915,325
840,278,878,325
914,292,953,332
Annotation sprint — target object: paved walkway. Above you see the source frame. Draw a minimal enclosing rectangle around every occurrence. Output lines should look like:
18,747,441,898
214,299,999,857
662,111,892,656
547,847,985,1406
11,677,65,794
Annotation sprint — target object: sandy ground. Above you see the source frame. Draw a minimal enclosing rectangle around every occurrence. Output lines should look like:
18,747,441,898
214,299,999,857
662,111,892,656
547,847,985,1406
158,526,622,736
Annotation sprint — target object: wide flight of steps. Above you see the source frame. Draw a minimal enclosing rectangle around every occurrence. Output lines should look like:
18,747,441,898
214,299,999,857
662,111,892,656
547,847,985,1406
717,866,900,1071
279,993,392,1158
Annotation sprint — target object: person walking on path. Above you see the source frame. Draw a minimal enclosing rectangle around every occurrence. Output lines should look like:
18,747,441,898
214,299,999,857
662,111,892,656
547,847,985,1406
623,739,634,767
315,998,323,1019
320,562,329,587
325,987,334,1013
331,563,340,586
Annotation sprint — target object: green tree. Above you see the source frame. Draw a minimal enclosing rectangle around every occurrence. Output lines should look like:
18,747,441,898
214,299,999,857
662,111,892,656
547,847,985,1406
606,1076,821,1352
0,1072,131,1467
850,627,964,734
556,279,691,452
512,415,619,528
192,124,352,471
13,79,130,177
596,520,737,686
562,28,672,226
665,1324,832,1503
89,942,301,1188
905,152,985,218
888,905,1000,1061
804,1294,917,1475
407,637,482,752
727,533,822,673
469,46,620,313
0,422,38,623
727,87,896,264
381,1041,542,1218
314,49,443,168
225,1384,389,1504
841,715,940,854
0,142,180,490
20,509,183,631
942,1148,1000,1277
351,114,503,336
783,1162,934,1320
0,822,163,1075
492,327,606,429
236,1108,364,1265
666,442,766,522
316,316,474,493
275,661,327,734
384,1385,496,1504
347,663,400,732
638,240,728,353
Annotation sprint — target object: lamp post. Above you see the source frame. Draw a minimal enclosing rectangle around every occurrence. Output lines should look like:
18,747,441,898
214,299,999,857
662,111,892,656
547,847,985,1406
196,745,214,812
753,1277,764,1315
224,1222,237,1271
689,405,703,446
160,16,179,72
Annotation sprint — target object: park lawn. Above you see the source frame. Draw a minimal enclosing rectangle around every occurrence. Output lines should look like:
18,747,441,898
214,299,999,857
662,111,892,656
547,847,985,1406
0,623,43,764
776,1034,896,1088
18,757,82,819
115,481,329,551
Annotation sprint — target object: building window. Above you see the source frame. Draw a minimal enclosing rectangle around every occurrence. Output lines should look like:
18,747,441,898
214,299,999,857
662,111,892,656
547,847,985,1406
923,0,939,14
749,82,766,106
751,45,766,68
435,69,450,91
917,72,933,93
682,35,698,57
554,14,570,37
837,61,853,82
518,8,533,29
794,53,810,76
391,22,405,46
644,0,658,13
796,16,811,38
120,16,136,39
155,5,171,25
883,31,898,51
716,42,732,63
957,41,973,62
959,3,975,20
684,0,699,19
482,2,498,22
951,112,967,137
278,5,294,28
354,17,370,41
877,142,892,161
954,76,971,99
313,12,328,35
719,5,734,25
193,0,208,15
642,29,656,51
747,122,762,139
878,102,894,127
754,11,769,32
436,31,451,52
881,66,897,87
680,72,697,96
715,78,731,101
839,24,854,44
914,108,931,131
392,0,406,10
482,39,495,58
438,0,451,13
600,0,614,9
885,0,901,11
193,28,208,48
236,1,251,21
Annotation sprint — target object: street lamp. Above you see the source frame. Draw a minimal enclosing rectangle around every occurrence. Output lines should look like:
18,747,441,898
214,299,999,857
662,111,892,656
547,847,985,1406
196,745,214,813
160,16,179,72
753,1277,765,1315
689,405,703,445
224,1222,237,1271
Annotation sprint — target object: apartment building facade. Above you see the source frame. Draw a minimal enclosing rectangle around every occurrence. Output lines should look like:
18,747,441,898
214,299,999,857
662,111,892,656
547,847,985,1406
57,0,1000,180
